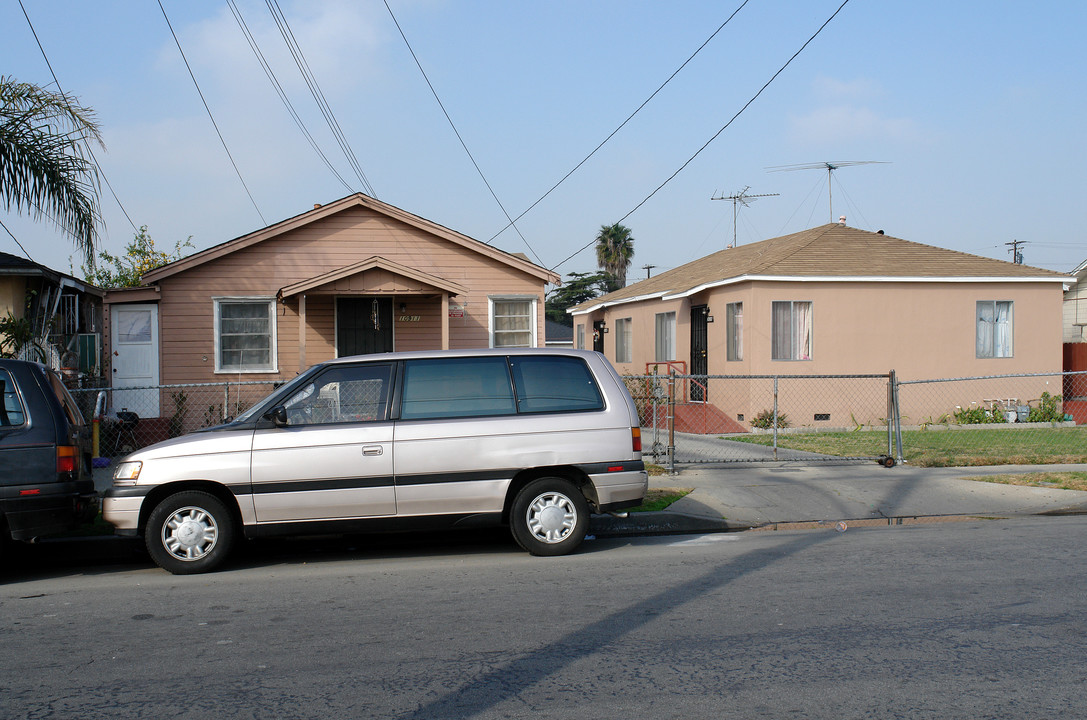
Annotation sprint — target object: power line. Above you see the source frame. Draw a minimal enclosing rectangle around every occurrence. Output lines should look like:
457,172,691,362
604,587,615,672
487,0,752,244
266,0,377,198
383,0,544,265
157,0,266,225
1,219,36,262
16,0,138,239
227,0,354,195
550,0,853,273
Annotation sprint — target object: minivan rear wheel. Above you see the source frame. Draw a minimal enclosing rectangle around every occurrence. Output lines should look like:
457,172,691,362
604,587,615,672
145,491,235,575
510,477,588,556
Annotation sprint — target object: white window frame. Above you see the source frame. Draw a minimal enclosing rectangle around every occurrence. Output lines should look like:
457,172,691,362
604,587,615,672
576,324,585,350
488,296,537,348
213,297,278,374
654,311,676,362
726,302,743,361
976,300,1013,358
772,300,813,361
615,317,632,363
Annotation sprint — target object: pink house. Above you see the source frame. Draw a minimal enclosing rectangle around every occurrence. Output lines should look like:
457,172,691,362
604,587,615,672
572,223,1072,428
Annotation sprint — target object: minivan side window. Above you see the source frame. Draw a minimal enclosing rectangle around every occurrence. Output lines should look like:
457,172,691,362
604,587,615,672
283,364,392,425
1,370,27,426
400,357,516,420
510,356,604,414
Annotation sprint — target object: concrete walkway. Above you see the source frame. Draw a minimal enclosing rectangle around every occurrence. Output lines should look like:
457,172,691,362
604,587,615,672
594,461,1087,536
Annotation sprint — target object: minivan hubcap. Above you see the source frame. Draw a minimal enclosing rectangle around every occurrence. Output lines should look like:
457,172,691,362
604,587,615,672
526,492,577,543
162,506,218,561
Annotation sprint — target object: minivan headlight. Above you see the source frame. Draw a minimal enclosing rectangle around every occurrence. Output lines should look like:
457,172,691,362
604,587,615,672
113,461,143,485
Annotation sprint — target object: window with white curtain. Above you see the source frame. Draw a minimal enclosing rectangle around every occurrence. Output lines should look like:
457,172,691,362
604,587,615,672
490,297,535,347
654,312,676,362
976,301,1013,358
771,301,812,361
576,324,585,350
214,298,277,373
615,318,632,363
726,302,743,361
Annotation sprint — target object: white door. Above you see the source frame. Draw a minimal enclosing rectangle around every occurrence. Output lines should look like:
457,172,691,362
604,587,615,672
111,304,160,417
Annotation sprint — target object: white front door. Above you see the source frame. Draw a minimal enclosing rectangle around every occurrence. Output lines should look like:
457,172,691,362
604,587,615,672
111,304,160,417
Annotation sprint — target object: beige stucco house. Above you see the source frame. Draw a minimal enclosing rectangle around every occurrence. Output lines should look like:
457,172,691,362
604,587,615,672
571,222,1072,429
103,194,558,422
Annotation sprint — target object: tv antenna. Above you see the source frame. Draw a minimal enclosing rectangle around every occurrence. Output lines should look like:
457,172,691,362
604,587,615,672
711,186,779,247
766,161,889,223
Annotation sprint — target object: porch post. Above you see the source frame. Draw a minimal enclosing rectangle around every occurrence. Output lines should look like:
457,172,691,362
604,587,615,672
298,293,307,372
441,293,450,350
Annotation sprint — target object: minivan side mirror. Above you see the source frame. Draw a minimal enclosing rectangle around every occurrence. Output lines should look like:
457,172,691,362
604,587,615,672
267,406,289,427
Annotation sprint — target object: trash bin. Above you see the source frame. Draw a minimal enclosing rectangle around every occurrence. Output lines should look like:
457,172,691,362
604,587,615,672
1017,405,1030,423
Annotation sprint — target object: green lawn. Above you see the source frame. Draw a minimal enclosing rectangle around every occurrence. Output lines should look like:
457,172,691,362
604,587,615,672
728,426,1087,467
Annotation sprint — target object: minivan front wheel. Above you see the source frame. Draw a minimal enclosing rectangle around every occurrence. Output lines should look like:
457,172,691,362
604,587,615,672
510,478,589,556
145,491,235,575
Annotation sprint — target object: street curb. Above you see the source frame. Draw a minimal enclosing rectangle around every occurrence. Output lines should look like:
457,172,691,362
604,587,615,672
590,510,740,537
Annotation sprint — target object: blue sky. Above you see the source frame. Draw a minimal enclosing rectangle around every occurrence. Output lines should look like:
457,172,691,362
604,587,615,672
3,0,1085,282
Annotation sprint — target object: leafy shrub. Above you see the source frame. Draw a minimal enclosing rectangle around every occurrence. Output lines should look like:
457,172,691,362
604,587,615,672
1028,392,1064,423
751,409,789,429
952,405,999,425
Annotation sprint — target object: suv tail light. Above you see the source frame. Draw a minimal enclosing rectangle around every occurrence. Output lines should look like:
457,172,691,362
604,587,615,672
57,445,78,474
631,427,642,453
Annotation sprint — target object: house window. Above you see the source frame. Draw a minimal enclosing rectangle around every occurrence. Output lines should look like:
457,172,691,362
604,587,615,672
726,302,743,361
655,312,676,362
576,324,585,350
772,301,812,361
214,298,277,373
490,297,536,348
615,318,632,363
977,301,1013,358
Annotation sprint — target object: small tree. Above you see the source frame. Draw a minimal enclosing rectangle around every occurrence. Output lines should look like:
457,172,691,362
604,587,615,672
545,271,612,325
80,225,192,289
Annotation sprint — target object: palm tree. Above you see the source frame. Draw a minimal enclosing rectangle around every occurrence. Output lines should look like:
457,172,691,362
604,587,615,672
1,76,103,263
594,223,634,291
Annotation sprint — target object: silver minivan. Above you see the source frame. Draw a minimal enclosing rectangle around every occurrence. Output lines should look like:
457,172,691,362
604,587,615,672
103,349,647,574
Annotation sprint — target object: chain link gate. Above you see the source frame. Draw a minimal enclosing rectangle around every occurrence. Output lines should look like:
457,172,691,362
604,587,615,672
624,372,899,471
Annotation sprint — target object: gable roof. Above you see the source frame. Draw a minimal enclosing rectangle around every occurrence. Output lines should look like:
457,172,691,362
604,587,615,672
573,224,1072,314
142,193,559,285
278,256,468,298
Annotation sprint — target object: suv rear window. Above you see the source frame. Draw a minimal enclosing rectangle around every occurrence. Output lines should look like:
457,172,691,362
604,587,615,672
1,370,27,426
510,355,604,413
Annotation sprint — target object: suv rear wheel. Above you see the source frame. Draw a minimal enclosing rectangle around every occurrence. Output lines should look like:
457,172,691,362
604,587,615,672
510,477,588,556
145,491,235,575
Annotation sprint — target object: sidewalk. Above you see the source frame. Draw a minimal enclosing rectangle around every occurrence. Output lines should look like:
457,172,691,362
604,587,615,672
592,462,1087,536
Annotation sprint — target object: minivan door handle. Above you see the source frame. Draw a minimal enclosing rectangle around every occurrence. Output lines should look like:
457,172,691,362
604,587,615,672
362,445,383,456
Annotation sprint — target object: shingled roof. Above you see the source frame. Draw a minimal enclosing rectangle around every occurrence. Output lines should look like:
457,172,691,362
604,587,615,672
573,224,1071,313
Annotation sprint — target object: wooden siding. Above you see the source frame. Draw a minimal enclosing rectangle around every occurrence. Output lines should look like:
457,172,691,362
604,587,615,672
138,205,547,387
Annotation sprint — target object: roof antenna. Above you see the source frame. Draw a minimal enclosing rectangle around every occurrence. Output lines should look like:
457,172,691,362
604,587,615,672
711,186,779,247
766,161,889,223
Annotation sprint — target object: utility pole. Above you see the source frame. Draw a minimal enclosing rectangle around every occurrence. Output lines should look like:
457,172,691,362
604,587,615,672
1005,239,1026,264
711,186,778,247
642,264,656,279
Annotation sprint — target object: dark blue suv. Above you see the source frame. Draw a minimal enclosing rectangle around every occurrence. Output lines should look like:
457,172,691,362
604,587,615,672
0,359,98,559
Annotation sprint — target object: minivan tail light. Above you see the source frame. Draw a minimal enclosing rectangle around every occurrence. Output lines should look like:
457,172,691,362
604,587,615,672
631,427,642,453
57,445,77,474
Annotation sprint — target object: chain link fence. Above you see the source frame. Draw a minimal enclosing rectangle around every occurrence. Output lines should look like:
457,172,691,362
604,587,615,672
624,373,895,468
70,370,1087,471
624,370,1087,470
71,381,279,460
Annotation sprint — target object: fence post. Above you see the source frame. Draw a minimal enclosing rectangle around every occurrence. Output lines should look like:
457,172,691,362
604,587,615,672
892,371,905,463
772,376,779,461
667,370,676,474
223,382,230,422
887,371,895,460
